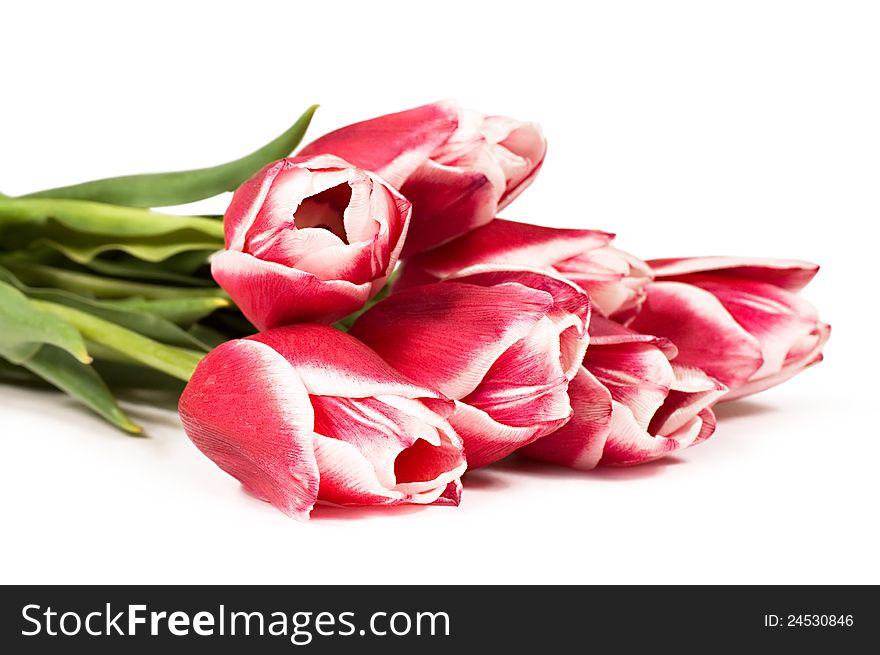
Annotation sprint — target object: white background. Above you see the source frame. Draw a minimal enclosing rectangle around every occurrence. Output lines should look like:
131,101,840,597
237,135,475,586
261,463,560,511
2,1,878,584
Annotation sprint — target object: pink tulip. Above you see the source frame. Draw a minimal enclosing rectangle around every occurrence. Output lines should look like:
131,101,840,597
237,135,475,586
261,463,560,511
299,102,547,256
211,155,411,330
395,219,653,321
628,257,830,400
520,316,727,469
178,325,466,520
350,268,590,468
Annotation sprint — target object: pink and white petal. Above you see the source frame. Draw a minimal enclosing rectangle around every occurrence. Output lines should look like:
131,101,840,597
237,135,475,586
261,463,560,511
393,431,467,501
399,160,498,256
179,340,319,520
649,256,820,292
518,367,613,470
312,434,404,507
462,317,572,431
647,364,728,436
430,479,463,507
249,325,452,402
244,166,335,251
588,314,678,358
224,159,288,250
350,282,552,399
599,400,698,467
450,401,557,469
584,339,674,432
309,394,464,494
558,246,653,319
408,218,613,280
722,322,830,401
211,250,370,329
450,265,591,377
693,408,718,445
495,121,547,205
298,101,461,188
688,277,822,380
628,281,765,389
364,180,412,271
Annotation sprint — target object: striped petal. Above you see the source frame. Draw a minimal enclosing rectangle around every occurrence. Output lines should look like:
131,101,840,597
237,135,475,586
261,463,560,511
650,256,819,292
518,366,613,470
211,250,370,329
298,101,461,188
398,219,613,287
628,281,765,389
248,325,453,401
350,281,553,399
179,340,319,520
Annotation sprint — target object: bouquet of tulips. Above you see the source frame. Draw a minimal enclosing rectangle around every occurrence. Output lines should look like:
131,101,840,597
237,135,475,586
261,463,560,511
0,102,829,519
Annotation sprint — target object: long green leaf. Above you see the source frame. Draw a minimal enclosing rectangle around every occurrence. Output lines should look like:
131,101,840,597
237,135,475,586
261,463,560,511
0,280,90,364
5,262,226,299
31,300,204,381
21,345,142,434
0,197,224,239
73,255,214,285
0,266,224,350
36,235,220,264
108,296,231,325
19,105,318,207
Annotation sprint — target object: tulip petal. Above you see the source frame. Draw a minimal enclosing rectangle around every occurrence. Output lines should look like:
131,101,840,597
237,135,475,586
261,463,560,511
556,246,654,320
450,266,591,379
403,218,613,281
211,250,369,329
462,316,572,432
650,256,820,292
398,160,498,256
178,340,319,520
724,322,830,401
224,160,287,251
493,120,547,206
248,325,452,401
584,325,675,432
350,282,554,399
448,400,551,469
518,366,613,470
600,400,700,467
628,281,765,389
298,101,461,188
312,434,405,506
310,393,465,493
685,277,822,380
647,364,727,436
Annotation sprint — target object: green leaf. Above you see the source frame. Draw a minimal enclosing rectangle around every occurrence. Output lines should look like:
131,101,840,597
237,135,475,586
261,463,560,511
0,266,224,350
35,232,220,264
19,345,142,434
19,105,319,207
186,323,231,350
73,255,214,285
0,197,224,239
4,262,227,300
0,280,90,364
31,300,204,380
108,296,231,326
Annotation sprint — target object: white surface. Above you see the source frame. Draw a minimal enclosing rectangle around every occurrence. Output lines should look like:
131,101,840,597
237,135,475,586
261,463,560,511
2,0,878,584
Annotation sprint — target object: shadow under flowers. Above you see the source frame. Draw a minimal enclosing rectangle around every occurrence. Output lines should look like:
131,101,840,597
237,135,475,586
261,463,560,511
711,398,777,421
488,454,685,483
